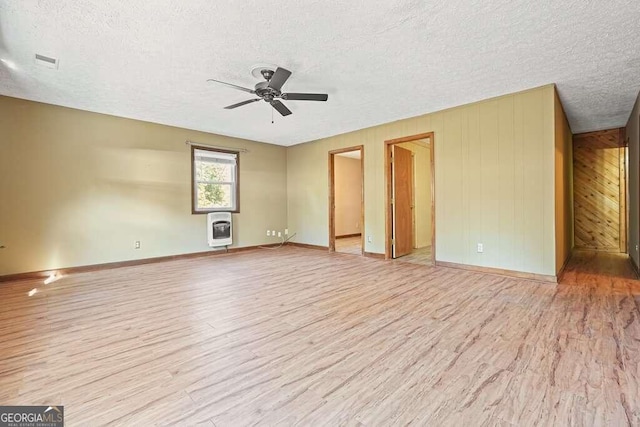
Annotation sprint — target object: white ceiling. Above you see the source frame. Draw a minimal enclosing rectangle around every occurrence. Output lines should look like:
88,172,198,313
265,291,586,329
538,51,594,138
1,1,639,147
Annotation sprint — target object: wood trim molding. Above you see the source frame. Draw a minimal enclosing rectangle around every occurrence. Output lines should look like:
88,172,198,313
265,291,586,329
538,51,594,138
0,244,281,283
629,255,640,278
435,261,558,284
336,233,362,239
619,128,627,253
287,242,330,251
385,133,434,145
555,251,573,283
328,145,364,255
328,146,365,155
384,132,435,264
364,252,385,259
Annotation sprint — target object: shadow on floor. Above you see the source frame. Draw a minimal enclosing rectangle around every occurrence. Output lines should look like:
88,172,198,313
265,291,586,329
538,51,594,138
560,250,639,285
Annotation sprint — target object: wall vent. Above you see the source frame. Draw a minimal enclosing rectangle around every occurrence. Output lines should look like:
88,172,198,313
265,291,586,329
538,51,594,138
34,54,58,69
207,212,233,248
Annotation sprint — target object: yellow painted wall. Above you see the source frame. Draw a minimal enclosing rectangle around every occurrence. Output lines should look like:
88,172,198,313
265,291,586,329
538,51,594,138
1,85,568,277
287,85,557,276
627,91,640,267
334,155,362,236
0,96,287,276
554,89,574,273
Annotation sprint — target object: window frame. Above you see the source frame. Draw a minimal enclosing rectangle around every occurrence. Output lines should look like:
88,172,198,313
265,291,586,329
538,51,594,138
191,145,240,214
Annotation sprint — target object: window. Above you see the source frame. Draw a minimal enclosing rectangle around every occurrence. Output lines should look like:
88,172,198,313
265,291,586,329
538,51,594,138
191,146,239,213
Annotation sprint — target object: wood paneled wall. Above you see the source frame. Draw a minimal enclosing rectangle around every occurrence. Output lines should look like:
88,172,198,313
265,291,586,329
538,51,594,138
287,85,558,276
573,128,626,252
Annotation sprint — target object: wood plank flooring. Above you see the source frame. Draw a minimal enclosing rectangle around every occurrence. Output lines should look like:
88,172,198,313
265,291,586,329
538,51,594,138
394,246,432,266
335,236,362,255
1,248,639,425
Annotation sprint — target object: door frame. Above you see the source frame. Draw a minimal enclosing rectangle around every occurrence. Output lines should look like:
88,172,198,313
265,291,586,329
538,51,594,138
328,145,365,254
384,132,435,262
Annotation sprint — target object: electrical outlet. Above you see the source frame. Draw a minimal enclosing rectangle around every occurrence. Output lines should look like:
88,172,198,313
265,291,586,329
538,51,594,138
477,243,483,253
278,231,282,237
284,229,289,235
271,230,276,236
267,230,271,236
367,236,372,243
135,241,141,249
636,244,638,252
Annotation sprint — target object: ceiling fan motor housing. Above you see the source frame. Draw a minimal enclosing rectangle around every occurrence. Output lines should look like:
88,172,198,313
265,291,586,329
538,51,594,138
254,81,280,101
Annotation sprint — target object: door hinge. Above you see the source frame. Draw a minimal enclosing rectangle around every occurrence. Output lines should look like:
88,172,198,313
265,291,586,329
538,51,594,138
391,238,395,245
391,198,395,205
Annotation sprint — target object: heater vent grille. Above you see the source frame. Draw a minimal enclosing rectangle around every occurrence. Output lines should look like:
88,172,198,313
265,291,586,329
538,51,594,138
207,212,232,247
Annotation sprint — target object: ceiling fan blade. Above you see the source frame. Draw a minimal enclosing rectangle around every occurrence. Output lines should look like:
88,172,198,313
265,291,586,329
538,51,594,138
224,99,261,109
267,67,292,91
283,93,328,101
207,78,255,94
270,100,292,116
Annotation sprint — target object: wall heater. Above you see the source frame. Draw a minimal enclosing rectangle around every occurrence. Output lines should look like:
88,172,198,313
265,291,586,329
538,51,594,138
207,212,232,247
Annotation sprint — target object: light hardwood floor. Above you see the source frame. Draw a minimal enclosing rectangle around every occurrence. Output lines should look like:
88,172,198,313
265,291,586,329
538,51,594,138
1,248,639,425
394,246,432,266
335,236,362,255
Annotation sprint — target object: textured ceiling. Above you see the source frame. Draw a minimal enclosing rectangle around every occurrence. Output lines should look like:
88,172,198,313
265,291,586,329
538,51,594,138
1,1,639,146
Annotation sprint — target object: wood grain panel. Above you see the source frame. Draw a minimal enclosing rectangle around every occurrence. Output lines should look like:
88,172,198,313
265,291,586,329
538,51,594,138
392,145,413,258
573,128,626,252
1,248,639,424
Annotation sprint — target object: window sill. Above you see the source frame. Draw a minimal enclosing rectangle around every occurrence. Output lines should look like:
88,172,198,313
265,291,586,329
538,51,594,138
192,209,240,215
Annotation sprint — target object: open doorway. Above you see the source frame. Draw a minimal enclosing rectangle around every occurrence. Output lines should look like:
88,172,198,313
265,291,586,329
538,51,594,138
385,133,435,265
329,146,364,255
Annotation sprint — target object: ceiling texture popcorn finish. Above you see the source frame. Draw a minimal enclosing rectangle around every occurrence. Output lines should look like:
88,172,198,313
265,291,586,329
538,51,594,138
0,1,639,146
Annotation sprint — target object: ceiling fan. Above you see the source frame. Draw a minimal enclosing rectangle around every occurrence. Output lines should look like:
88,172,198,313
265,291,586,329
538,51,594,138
207,67,328,116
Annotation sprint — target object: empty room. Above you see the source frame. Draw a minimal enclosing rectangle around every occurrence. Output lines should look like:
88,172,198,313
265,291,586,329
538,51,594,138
1,1,640,425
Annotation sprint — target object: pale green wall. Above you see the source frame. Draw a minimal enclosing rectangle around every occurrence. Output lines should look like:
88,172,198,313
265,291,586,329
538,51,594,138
1,85,568,277
287,85,558,276
0,96,287,276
